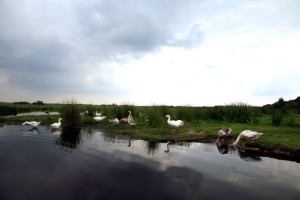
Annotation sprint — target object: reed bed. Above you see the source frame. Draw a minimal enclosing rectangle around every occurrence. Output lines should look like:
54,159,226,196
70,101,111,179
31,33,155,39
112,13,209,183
2,101,299,128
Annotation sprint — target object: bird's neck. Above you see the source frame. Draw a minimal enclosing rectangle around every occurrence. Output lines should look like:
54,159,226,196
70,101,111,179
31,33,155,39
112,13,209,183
233,135,242,145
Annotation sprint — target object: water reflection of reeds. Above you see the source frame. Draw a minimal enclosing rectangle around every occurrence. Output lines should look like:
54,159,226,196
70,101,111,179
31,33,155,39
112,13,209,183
144,141,160,155
55,127,82,152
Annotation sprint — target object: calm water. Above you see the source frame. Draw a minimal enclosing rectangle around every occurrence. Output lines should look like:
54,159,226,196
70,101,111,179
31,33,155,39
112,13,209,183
0,125,299,200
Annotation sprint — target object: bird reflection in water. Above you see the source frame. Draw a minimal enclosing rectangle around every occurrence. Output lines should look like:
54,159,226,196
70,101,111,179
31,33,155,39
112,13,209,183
164,141,190,153
21,127,39,136
216,142,262,162
127,139,131,147
54,127,82,153
51,128,61,136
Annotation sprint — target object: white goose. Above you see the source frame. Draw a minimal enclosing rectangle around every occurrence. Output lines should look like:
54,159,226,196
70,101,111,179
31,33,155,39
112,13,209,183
233,130,263,146
22,121,41,128
109,118,120,125
95,111,102,116
127,111,136,125
120,118,128,123
165,115,184,130
50,118,62,129
93,116,106,122
216,128,232,143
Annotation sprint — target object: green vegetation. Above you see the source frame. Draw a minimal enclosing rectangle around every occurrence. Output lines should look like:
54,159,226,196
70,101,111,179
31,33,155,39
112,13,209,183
0,102,60,116
60,100,81,128
1,96,300,153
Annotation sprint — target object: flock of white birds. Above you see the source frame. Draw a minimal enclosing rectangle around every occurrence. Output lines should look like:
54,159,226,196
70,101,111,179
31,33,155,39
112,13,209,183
21,111,263,145
22,118,62,130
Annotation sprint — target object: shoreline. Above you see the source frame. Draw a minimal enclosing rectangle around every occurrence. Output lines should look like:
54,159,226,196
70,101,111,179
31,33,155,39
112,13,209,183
2,122,300,162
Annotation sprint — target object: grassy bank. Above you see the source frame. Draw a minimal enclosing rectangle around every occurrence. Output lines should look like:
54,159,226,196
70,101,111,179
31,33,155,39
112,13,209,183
1,102,300,153
4,113,300,153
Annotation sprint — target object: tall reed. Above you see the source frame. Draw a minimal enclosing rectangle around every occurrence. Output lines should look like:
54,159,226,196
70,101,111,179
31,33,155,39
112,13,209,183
222,102,254,123
60,100,81,127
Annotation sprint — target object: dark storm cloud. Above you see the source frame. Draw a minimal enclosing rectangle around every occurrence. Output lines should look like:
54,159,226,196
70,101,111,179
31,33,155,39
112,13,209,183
0,0,204,96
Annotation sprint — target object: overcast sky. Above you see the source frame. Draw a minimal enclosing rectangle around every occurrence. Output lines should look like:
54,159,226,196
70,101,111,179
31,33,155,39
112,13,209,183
0,0,299,106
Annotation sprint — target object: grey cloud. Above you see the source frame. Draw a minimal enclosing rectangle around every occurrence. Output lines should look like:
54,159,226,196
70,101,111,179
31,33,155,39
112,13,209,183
0,0,204,97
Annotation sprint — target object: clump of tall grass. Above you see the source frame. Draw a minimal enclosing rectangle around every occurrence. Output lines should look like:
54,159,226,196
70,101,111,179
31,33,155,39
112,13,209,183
284,110,297,127
145,106,166,128
222,102,254,123
271,111,283,126
84,104,95,117
60,100,81,128
103,104,136,120
203,107,224,121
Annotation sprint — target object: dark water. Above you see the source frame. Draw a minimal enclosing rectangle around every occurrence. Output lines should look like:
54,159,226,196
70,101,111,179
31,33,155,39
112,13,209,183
0,125,299,200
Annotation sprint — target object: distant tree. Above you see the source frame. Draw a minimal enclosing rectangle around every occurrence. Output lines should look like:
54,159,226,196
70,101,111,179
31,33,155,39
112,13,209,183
12,101,30,104
32,100,44,105
295,96,300,109
273,97,285,109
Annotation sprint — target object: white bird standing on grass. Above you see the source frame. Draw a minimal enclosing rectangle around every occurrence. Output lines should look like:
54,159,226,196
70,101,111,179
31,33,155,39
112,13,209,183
120,118,128,123
50,118,62,129
165,115,184,130
127,111,136,126
93,116,106,122
109,118,120,125
22,121,41,128
216,128,232,143
233,130,263,146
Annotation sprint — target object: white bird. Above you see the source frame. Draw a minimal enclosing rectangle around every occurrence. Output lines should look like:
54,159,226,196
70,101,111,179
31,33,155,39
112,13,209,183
127,111,136,125
50,118,62,129
128,121,137,126
127,111,135,122
120,118,128,123
80,110,88,116
165,115,184,130
233,130,263,146
93,116,106,122
22,121,41,128
109,118,120,125
216,128,232,143
95,111,102,116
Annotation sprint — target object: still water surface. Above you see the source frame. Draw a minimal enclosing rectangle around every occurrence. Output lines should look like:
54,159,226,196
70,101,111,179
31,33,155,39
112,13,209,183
0,125,299,200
